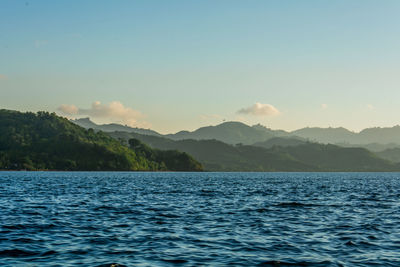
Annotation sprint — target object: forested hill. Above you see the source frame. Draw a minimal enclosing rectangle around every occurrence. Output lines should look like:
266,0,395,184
0,110,202,171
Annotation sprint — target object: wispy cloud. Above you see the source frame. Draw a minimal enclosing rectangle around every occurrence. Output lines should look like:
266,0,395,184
58,101,150,128
237,102,280,116
0,74,7,80
321,104,328,109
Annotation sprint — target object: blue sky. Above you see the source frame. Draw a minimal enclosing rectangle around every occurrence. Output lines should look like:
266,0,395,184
1,0,400,133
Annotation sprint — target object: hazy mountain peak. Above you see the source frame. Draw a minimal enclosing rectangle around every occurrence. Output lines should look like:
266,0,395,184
252,123,271,130
72,117,98,128
71,117,161,136
215,121,250,128
166,121,279,145
74,117,92,123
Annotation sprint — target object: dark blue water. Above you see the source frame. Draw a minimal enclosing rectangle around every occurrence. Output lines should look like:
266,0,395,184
1,172,400,266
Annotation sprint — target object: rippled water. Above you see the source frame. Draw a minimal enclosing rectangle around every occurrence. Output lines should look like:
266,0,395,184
1,172,400,266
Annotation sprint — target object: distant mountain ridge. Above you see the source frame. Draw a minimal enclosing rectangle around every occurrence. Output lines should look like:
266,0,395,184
292,126,400,145
165,121,287,145
72,118,161,137
291,127,355,144
72,118,400,147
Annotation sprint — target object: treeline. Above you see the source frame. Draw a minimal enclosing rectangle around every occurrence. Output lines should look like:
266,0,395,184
0,109,202,171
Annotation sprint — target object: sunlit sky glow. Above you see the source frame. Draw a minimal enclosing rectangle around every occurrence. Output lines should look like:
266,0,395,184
1,0,400,133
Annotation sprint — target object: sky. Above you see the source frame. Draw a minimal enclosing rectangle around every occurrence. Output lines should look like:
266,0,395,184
1,0,400,134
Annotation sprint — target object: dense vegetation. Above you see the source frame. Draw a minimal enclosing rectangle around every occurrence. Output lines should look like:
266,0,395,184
127,138,203,171
110,131,400,172
0,110,202,171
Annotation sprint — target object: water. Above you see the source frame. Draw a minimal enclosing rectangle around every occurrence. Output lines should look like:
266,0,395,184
1,172,400,266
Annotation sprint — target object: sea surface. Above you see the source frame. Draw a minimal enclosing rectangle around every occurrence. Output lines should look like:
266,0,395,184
0,172,400,266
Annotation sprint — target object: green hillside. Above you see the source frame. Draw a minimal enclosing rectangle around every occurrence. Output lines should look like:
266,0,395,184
0,110,202,171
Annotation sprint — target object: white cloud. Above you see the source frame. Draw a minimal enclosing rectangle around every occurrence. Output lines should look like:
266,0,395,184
237,102,280,116
367,104,375,110
321,104,328,109
58,101,149,127
58,104,78,115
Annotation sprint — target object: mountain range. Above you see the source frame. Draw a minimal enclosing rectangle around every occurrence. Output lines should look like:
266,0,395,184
73,118,400,148
70,118,400,170
1,112,398,172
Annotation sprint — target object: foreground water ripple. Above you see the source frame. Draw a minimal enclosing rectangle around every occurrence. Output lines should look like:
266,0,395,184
1,172,400,266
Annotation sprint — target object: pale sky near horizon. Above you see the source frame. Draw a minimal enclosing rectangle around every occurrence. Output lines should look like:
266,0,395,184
1,0,400,134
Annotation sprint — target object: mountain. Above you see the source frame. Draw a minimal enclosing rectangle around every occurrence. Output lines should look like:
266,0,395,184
72,118,161,136
0,110,202,171
334,142,400,153
110,131,398,172
292,126,400,145
376,148,400,163
269,143,395,171
71,119,400,148
253,137,307,149
71,119,294,145
252,123,291,137
166,121,282,145
357,126,400,144
291,127,357,144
